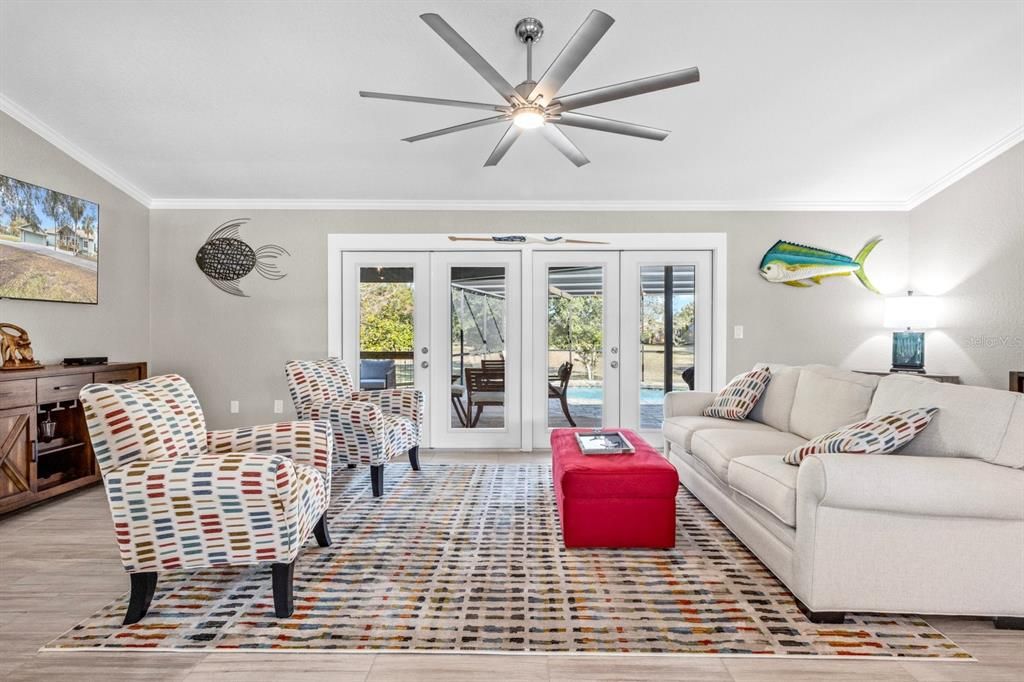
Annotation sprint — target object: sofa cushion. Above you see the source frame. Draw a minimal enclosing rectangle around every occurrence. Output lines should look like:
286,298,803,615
703,368,773,420
728,455,799,527
789,365,880,440
749,363,801,432
869,374,1024,468
782,407,939,465
663,415,775,451
690,428,806,483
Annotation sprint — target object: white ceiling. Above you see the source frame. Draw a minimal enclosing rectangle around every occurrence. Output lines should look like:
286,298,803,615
1,0,1022,208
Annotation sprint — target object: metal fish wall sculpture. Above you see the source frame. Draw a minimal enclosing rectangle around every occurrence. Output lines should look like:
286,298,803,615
195,218,289,297
759,237,882,293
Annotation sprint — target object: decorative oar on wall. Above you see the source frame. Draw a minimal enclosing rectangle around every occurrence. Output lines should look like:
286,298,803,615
447,235,610,245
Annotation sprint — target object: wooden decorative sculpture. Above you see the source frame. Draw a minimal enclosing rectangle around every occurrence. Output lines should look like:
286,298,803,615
0,323,43,370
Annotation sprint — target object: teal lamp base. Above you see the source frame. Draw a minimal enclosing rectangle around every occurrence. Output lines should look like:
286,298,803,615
891,331,926,373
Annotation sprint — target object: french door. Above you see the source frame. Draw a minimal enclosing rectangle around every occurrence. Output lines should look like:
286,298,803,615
340,247,713,451
531,250,712,448
341,251,521,450
531,252,620,447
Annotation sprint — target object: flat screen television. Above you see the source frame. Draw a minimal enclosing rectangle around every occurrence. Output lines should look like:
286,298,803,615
0,174,99,304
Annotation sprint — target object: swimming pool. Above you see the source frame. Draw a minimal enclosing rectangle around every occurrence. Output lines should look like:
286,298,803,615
566,386,668,404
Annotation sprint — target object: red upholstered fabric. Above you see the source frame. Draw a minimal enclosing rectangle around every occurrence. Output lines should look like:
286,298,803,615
551,428,678,548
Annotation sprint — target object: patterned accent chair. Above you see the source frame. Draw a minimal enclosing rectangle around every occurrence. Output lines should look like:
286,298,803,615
79,374,333,625
285,358,422,497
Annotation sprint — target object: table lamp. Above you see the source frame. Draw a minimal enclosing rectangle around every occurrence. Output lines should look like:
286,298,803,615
883,290,938,373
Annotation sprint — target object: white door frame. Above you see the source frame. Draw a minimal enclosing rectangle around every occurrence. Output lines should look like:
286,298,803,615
619,251,714,447
327,233,728,451
531,251,620,448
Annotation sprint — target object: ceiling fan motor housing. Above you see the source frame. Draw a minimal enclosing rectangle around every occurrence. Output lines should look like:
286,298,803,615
515,17,544,43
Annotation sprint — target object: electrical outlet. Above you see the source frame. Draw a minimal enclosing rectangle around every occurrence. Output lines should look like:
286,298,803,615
273,399,284,414
229,400,239,414
734,325,744,339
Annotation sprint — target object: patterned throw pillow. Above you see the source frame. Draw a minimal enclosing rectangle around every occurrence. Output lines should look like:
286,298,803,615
702,368,772,420
783,407,939,465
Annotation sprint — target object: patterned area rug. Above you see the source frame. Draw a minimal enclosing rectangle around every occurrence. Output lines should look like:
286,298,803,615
44,463,971,658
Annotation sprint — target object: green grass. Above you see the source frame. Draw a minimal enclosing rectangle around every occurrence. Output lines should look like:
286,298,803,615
0,242,96,303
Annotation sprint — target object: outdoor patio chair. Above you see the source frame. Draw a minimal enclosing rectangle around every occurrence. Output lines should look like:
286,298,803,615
548,361,576,426
464,366,505,428
359,358,396,390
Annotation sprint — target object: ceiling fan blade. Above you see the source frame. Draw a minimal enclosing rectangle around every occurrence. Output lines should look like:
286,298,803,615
484,125,522,166
541,125,590,167
420,13,521,103
550,67,700,112
528,10,615,106
554,112,669,141
360,91,510,112
402,115,508,143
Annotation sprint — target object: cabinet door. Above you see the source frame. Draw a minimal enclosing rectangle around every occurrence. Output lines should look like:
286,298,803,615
0,406,35,510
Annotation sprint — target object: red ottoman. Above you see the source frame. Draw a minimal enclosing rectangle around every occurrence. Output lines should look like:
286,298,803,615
551,428,679,548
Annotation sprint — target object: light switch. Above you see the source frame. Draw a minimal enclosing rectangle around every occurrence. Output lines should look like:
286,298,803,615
273,399,284,414
230,400,240,414
734,325,744,339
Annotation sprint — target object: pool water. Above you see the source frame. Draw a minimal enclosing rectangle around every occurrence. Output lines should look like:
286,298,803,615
566,386,668,404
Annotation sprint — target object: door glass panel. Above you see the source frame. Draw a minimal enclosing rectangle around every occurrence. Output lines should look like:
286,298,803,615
450,266,506,429
358,266,415,388
546,266,604,429
639,265,696,429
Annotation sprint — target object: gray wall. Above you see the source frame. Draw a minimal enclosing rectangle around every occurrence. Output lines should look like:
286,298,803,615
0,113,150,364
150,210,908,428
908,143,1024,389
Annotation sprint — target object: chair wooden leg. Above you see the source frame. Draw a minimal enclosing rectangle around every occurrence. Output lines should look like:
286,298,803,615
559,394,576,427
272,561,295,618
451,397,467,426
124,572,158,625
471,406,483,427
313,511,331,547
371,464,384,497
409,446,421,471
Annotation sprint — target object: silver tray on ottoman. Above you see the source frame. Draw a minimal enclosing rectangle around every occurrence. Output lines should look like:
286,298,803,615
575,430,636,455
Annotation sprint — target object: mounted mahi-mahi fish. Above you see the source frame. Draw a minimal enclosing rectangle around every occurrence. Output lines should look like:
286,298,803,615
759,237,882,293
195,218,290,297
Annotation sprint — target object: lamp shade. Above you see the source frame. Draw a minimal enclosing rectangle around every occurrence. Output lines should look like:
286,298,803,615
884,293,938,329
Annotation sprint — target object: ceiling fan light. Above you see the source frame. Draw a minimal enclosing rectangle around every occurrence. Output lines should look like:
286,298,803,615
512,107,546,129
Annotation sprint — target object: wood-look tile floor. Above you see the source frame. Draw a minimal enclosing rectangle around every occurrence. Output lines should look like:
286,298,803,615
1,451,1021,681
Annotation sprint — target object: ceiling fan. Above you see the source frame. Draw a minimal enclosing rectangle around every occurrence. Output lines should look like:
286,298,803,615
359,10,700,167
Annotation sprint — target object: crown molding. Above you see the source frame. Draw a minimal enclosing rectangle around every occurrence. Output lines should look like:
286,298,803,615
905,125,1024,209
148,198,908,212
0,94,153,207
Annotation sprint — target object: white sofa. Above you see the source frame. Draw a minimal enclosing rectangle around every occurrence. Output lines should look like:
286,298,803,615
662,364,1024,627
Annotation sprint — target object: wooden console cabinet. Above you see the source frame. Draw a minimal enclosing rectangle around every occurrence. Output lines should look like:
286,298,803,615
0,362,147,515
